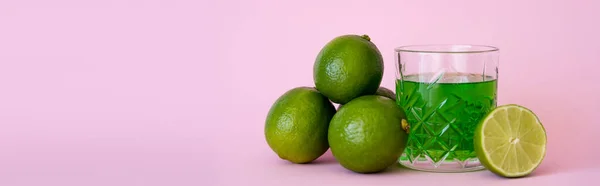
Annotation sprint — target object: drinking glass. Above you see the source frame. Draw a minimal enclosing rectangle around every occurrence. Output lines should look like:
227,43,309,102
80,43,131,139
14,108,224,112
395,45,499,172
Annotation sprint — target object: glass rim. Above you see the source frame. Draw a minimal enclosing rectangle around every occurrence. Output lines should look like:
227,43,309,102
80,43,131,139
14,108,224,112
395,44,499,54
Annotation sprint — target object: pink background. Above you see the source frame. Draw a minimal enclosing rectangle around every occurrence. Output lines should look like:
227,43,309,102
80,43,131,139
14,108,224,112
0,0,599,185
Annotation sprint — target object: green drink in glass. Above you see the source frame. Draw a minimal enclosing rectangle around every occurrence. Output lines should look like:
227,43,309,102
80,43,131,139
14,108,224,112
394,45,499,172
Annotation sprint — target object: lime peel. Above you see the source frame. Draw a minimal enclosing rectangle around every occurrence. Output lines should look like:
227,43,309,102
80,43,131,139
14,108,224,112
474,104,547,178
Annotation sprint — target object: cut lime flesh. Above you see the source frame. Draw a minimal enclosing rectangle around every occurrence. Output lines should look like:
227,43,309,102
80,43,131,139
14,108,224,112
474,104,547,178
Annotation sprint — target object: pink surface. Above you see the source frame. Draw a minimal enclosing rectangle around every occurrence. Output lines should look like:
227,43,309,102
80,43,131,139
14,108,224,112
0,0,599,185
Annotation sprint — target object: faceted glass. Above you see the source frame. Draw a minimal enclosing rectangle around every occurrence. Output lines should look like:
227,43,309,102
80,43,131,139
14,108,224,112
395,45,499,172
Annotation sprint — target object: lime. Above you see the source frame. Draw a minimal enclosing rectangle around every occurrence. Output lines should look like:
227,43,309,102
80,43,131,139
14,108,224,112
474,104,547,178
328,95,408,173
313,34,384,104
337,87,395,110
375,87,395,101
265,87,336,164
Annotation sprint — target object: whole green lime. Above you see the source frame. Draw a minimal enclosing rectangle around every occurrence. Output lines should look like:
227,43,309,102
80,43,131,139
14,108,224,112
265,87,336,163
337,87,395,110
328,95,408,173
313,34,384,104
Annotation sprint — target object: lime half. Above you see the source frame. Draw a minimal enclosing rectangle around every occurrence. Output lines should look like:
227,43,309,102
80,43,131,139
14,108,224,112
474,104,547,178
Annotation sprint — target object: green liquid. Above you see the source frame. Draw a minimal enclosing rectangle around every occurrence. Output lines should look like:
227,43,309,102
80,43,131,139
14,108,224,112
396,73,497,163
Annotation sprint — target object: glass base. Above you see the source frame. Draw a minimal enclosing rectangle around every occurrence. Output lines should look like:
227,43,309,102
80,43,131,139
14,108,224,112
398,154,485,173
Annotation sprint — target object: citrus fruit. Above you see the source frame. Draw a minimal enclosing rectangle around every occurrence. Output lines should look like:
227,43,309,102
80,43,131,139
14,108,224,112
474,104,547,178
337,87,395,110
313,34,384,104
328,95,408,173
265,87,336,163
375,87,395,101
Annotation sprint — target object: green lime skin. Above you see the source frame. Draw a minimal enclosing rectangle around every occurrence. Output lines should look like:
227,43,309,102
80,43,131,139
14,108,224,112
313,34,384,104
375,87,395,101
337,87,395,110
328,95,408,173
474,104,547,178
265,87,336,164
